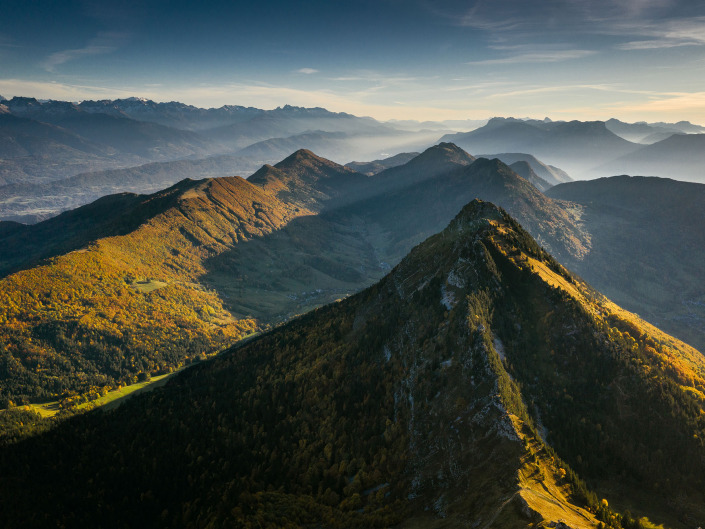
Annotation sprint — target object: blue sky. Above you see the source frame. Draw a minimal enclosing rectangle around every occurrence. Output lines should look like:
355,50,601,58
2,0,705,122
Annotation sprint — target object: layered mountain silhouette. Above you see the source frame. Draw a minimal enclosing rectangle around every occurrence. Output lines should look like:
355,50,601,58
596,133,705,183
479,152,572,188
440,118,639,178
0,97,438,220
1,200,703,528
605,117,705,143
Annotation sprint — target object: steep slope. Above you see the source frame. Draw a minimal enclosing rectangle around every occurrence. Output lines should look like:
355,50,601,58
5,146,705,414
547,175,705,351
2,201,703,528
596,134,705,183
0,191,166,276
481,152,572,186
508,161,552,191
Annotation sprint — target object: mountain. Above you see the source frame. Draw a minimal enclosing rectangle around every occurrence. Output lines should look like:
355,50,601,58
0,112,105,158
1,200,703,528
596,134,705,183
368,141,475,193
479,152,572,187
440,117,549,153
0,97,441,189
638,131,675,144
440,118,640,178
234,129,435,166
247,148,368,209
0,154,263,223
345,152,419,175
547,174,705,350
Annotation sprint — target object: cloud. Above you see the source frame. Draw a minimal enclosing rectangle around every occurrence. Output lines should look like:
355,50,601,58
467,49,596,65
40,31,129,73
296,68,319,74
614,16,705,50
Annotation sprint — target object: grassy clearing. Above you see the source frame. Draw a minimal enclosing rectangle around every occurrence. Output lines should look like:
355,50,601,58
28,372,178,418
27,331,262,418
132,278,168,293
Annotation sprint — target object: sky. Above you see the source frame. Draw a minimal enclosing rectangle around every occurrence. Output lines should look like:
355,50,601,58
2,0,705,123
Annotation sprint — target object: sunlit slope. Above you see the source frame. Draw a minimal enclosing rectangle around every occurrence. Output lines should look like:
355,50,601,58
0,176,303,404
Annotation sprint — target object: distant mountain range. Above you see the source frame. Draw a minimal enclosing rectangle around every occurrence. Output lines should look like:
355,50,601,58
440,118,639,178
596,133,705,182
3,97,705,226
605,117,705,143
0,96,432,188
2,199,704,528
441,116,705,181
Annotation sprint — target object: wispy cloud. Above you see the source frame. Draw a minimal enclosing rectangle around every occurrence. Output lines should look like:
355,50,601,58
0,33,19,48
295,68,319,74
468,49,595,65
615,16,705,50
329,71,419,83
40,31,129,73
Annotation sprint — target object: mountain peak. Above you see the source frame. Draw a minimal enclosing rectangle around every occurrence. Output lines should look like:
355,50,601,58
276,148,327,166
387,142,474,173
449,198,505,230
249,150,363,210
424,141,474,160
